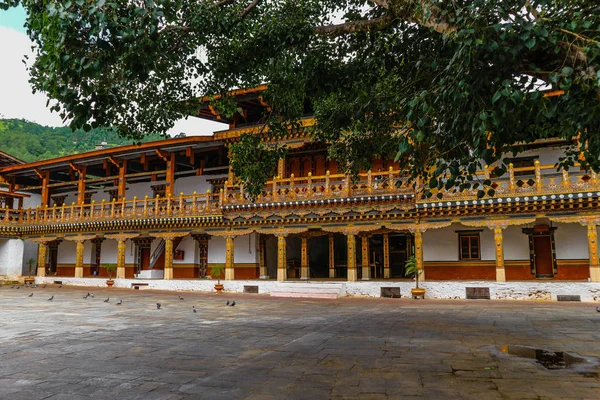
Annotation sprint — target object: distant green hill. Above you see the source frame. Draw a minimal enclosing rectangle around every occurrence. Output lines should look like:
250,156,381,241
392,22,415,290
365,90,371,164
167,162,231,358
0,119,167,162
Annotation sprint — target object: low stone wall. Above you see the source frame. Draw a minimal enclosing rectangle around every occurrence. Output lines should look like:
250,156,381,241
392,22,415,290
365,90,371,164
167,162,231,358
33,277,600,302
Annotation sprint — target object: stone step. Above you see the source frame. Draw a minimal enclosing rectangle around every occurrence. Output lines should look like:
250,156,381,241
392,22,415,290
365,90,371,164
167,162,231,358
270,292,339,299
270,282,344,299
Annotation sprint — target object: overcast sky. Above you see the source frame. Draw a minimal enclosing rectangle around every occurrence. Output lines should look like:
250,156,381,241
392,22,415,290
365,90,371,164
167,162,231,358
0,6,223,137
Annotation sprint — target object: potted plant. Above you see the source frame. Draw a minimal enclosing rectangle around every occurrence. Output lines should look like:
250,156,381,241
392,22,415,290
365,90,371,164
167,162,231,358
24,257,36,284
103,263,118,287
210,264,225,294
405,256,426,299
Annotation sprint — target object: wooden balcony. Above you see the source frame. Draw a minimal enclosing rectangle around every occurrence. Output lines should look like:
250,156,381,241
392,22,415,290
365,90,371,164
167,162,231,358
222,167,415,206
418,161,599,203
0,192,222,227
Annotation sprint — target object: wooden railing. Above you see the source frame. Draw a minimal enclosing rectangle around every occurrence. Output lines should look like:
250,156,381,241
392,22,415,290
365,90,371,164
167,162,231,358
419,161,600,202
222,167,415,205
0,191,222,226
0,162,598,227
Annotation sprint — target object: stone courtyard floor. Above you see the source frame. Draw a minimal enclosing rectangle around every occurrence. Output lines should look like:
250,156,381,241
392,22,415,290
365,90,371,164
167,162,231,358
0,285,599,400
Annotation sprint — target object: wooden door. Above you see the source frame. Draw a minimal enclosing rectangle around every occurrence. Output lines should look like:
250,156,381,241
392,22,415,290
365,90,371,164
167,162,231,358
140,247,151,271
49,248,58,274
533,236,553,277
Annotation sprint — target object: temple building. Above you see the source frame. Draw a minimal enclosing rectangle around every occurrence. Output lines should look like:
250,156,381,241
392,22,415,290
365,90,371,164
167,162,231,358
0,87,599,300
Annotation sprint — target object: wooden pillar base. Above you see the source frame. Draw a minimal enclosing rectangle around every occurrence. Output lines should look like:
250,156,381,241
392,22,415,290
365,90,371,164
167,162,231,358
496,268,506,282
591,265,600,282
75,267,83,278
164,267,174,280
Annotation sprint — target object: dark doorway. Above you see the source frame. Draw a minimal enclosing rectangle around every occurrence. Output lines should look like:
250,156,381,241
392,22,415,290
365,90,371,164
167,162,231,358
390,233,412,278
48,246,58,274
137,246,151,274
534,235,554,278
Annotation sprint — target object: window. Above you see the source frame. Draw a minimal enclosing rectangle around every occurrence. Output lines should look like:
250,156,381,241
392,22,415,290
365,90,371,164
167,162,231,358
458,233,480,260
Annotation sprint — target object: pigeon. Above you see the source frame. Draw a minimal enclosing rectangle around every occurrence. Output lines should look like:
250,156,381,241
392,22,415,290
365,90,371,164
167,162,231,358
192,306,197,313
28,293,33,297
16,286,20,289
90,292,94,298
230,301,236,307
47,295,53,301
156,303,161,309
42,284,46,288
226,300,230,306
596,307,600,313
178,295,184,301
83,294,89,299
116,300,122,305
32,284,37,288
10,285,14,289
104,298,109,303
58,285,62,288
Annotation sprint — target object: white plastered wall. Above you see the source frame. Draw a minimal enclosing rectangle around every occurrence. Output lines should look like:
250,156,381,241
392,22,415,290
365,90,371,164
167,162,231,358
173,236,197,264
101,240,119,264
0,239,24,278
207,233,258,264
554,222,588,259
503,225,530,260
423,223,495,261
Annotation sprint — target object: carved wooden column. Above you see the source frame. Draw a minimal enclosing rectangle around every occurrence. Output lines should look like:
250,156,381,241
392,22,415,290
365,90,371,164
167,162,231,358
587,224,600,282
277,234,287,281
37,242,48,277
413,230,424,282
259,235,268,279
494,228,506,282
277,157,286,179
29,237,58,278
300,236,309,280
361,235,370,280
74,164,87,205
151,232,189,280
63,235,96,278
192,234,210,278
383,233,390,279
225,236,235,280
105,233,140,279
329,234,335,278
347,234,357,281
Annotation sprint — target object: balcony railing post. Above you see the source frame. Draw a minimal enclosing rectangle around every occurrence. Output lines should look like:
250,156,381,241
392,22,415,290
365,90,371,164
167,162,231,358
61,204,66,221
307,172,313,198
191,191,198,213
143,195,148,216
367,170,373,194
26,207,31,223
223,181,229,205
35,206,40,223
509,163,516,194
344,174,351,197
80,202,85,220
179,192,184,214
219,189,224,207
4,206,9,222
325,171,330,195
167,194,172,216
132,196,137,216
592,171,599,189
290,174,295,199
111,199,116,218
562,168,571,189
240,183,245,201
535,160,542,193
100,199,106,219
121,197,126,217
52,205,57,221
154,195,160,215
273,177,278,201
484,165,490,180
206,190,211,209
45,205,50,221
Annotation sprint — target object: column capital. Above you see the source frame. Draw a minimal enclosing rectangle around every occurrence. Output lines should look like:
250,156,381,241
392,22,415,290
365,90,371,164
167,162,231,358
64,234,96,243
549,214,600,227
461,217,536,230
407,221,452,233
28,236,59,244
150,231,190,240
105,233,140,241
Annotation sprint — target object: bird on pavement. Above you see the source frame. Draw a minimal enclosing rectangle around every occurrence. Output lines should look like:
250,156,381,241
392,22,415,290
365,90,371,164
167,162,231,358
28,293,33,297
178,295,184,300
230,301,236,307
596,307,600,313
226,300,230,306
83,294,89,299
90,292,94,297
10,285,14,289
32,284,37,288
16,286,20,289
104,298,109,303
192,306,197,313
156,303,161,309
58,285,62,288
47,295,53,301
116,300,122,305
42,284,46,288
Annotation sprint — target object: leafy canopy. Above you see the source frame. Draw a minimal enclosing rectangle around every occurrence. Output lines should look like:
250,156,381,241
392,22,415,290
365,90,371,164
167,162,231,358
3,0,600,198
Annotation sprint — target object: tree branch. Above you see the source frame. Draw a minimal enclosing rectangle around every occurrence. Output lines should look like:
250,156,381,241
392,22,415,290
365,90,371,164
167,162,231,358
368,0,389,9
241,0,261,19
314,15,393,37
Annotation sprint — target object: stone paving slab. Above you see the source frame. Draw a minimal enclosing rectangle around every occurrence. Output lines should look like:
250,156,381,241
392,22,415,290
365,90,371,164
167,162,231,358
0,284,599,399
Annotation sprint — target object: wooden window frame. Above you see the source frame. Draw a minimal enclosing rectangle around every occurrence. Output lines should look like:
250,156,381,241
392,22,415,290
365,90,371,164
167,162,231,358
458,233,481,261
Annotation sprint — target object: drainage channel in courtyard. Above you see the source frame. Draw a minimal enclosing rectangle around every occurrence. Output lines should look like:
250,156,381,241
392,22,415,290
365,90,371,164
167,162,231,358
488,345,600,376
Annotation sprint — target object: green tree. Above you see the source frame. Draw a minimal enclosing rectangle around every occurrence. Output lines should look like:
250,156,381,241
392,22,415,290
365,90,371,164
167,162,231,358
2,0,600,198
